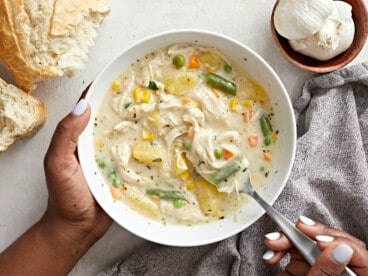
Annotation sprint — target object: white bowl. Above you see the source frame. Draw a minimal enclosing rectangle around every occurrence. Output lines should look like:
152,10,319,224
78,30,296,246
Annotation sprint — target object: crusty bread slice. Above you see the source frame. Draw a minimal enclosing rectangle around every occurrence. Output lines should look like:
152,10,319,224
0,78,46,152
0,0,109,92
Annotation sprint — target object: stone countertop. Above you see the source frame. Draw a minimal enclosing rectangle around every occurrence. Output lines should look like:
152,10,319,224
0,1,367,275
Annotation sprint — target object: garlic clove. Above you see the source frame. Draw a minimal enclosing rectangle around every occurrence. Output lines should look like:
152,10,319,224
274,0,335,40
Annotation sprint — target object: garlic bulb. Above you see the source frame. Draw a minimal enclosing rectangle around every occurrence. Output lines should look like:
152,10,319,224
274,0,334,40
274,0,355,61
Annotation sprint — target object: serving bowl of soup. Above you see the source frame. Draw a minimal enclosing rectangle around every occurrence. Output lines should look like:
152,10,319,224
78,30,296,246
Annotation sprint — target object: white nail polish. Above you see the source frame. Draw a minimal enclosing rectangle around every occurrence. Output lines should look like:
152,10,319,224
332,244,354,264
300,215,316,226
72,99,88,116
316,235,334,242
265,232,281,241
262,250,275,260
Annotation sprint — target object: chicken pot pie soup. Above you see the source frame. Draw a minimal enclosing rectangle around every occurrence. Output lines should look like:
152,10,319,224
94,44,278,225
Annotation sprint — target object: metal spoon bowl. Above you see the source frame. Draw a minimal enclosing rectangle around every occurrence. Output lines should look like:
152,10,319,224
238,172,356,276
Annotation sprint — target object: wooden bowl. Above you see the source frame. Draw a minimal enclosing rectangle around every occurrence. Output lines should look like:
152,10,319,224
271,0,368,73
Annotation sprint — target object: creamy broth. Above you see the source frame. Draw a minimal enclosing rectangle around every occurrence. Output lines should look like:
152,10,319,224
94,44,278,225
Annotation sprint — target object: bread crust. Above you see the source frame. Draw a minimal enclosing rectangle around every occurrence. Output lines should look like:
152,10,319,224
0,1,57,92
0,78,46,152
0,0,109,93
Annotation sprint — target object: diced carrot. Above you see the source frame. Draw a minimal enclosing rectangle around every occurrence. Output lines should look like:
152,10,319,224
187,126,194,139
110,186,122,200
211,88,220,98
188,54,200,69
248,134,259,148
182,98,192,105
223,149,234,160
243,110,255,123
263,153,272,162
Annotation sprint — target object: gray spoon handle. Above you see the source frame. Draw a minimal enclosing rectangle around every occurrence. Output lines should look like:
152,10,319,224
251,191,356,276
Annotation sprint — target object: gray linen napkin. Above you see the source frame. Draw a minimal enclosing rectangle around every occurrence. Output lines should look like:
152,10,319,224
98,63,368,276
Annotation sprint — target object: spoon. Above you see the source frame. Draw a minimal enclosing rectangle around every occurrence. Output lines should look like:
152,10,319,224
238,172,356,276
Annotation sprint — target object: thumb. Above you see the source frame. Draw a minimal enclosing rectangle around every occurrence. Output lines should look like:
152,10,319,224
48,99,91,158
308,243,354,276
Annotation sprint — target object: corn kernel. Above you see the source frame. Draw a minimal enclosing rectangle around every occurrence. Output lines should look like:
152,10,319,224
150,195,159,201
181,171,191,181
141,91,151,103
272,133,278,142
142,130,155,141
229,99,238,111
133,88,142,102
186,182,195,190
96,140,105,149
133,88,151,103
112,80,121,91
243,100,254,109
147,113,162,126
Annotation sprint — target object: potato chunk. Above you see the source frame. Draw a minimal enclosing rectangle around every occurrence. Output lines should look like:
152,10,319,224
164,72,199,96
199,51,224,72
195,177,226,217
132,142,166,166
238,76,269,102
123,186,160,217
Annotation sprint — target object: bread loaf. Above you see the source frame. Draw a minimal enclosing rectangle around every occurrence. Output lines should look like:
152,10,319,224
0,0,110,92
0,78,46,152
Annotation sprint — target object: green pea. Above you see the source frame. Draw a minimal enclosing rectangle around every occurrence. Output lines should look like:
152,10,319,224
98,160,106,169
173,199,183,208
224,64,232,73
214,148,223,159
184,141,192,151
173,54,186,69
109,172,121,188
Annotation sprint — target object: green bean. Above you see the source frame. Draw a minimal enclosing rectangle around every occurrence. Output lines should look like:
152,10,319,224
206,73,238,96
146,189,186,200
173,54,186,69
260,113,273,146
264,136,272,146
209,161,241,185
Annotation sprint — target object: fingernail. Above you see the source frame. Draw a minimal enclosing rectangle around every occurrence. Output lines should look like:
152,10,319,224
265,232,281,241
316,235,334,242
332,244,354,264
72,99,88,116
300,215,316,226
262,250,275,260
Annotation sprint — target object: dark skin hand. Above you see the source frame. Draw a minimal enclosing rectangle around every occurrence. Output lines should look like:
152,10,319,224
0,100,112,275
263,216,368,276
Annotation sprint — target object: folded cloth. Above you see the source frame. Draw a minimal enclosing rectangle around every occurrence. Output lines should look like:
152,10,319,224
99,63,368,276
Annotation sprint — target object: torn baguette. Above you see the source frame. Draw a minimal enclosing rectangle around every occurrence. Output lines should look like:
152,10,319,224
0,78,46,152
0,0,110,92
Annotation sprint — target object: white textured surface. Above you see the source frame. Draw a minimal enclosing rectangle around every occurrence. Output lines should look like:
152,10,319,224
0,1,367,275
